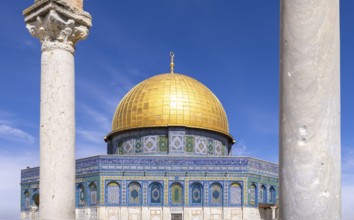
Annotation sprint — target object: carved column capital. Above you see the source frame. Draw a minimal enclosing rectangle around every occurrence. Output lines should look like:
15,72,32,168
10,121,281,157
24,0,92,53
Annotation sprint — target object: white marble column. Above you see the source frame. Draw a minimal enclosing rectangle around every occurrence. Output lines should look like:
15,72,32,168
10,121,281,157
280,0,341,220
271,206,276,220
24,1,91,219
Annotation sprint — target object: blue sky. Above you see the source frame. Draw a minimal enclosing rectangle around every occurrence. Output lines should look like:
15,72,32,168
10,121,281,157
0,1,353,219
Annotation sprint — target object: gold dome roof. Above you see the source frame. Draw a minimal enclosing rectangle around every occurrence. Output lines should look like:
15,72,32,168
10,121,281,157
111,73,231,138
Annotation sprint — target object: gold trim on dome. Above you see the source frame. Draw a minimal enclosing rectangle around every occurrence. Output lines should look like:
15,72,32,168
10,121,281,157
111,73,232,139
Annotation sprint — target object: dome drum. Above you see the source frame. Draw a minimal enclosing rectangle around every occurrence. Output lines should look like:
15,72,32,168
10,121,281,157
106,126,233,156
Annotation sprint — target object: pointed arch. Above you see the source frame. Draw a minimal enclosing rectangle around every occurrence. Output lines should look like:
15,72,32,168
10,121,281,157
106,181,120,204
89,182,97,205
190,182,203,205
229,182,242,206
250,184,257,206
260,185,267,203
170,183,183,205
128,182,142,205
149,182,163,205
210,183,222,205
77,183,85,206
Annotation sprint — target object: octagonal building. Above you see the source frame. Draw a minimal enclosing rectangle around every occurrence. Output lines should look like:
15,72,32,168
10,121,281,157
20,68,279,220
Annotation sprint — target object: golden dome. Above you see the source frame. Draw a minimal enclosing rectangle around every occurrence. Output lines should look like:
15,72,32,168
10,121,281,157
111,73,231,138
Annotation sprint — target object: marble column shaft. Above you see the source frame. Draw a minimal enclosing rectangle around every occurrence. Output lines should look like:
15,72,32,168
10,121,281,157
24,1,91,219
280,0,341,219
39,42,76,220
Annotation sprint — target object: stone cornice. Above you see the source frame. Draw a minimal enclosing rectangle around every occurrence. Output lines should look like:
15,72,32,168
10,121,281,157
24,0,92,53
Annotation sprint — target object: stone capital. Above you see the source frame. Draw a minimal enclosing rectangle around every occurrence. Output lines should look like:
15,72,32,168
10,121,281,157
24,0,92,53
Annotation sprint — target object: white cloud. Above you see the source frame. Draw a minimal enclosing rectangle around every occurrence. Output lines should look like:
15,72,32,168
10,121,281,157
0,109,15,124
0,124,35,144
0,109,36,144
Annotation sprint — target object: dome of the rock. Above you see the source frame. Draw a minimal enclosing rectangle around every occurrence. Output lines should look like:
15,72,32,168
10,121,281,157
109,73,231,139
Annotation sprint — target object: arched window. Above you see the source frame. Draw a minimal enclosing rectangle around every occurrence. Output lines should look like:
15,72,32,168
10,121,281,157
77,184,85,206
250,184,256,205
171,183,183,205
106,182,120,204
149,182,162,205
89,182,97,205
128,182,142,205
24,190,30,209
269,186,275,204
229,183,242,205
260,185,267,203
190,183,203,205
210,183,222,205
